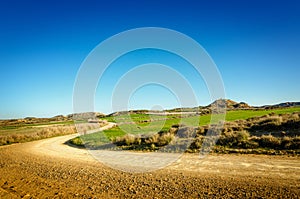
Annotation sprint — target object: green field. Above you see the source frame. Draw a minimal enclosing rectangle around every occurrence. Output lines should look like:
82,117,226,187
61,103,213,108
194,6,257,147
224,107,300,121
75,107,300,147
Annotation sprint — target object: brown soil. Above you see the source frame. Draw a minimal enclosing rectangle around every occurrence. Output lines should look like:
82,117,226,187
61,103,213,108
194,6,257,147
0,134,299,198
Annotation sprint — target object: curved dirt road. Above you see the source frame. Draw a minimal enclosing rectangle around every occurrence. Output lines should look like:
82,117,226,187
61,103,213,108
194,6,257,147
0,132,299,198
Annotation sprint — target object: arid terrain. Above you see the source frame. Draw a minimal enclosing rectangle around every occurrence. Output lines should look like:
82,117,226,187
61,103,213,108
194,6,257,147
0,133,299,198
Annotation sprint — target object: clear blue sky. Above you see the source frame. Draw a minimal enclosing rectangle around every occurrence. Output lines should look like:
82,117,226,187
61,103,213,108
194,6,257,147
0,0,299,119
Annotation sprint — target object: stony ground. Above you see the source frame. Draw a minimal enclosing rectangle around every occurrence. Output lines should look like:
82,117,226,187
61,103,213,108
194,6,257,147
0,134,299,198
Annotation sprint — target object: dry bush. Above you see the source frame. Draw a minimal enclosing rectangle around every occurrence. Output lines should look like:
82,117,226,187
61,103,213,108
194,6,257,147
75,123,101,134
259,115,283,125
197,126,206,134
251,115,284,132
115,131,175,148
240,140,259,149
189,136,204,150
168,127,178,135
225,121,244,132
217,131,250,148
259,134,281,148
281,136,300,150
288,113,299,122
115,134,141,146
123,134,136,146
157,133,175,146
281,136,293,149
0,137,6,145
146,134,160,145
290,136,300,149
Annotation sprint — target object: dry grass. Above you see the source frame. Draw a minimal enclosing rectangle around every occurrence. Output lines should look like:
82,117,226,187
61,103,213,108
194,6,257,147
114,128,177,150
0,125,76,146
0,118,109,146
217,131,250,148
75,122,106,134
115,134,141,146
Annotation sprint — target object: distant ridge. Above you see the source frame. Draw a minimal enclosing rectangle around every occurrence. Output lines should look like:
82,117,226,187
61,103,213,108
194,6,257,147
166,99,300,114
206,99,300,110
1,100,299,120
259,102,300,109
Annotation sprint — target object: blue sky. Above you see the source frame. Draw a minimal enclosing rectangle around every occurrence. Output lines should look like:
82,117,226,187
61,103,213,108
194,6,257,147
0,0,299,118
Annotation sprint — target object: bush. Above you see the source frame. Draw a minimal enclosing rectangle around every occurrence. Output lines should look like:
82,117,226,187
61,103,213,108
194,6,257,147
256,116,283,130
189,136,203,150
115,134,141,146
236,131,250,142
291,136,300,149
145,134,159,145
288,113,299,122
69,137,84,146
157,133,174,146
259,134,281,148
281,136,293,149
239,140,259,149
197,126,206,135
168,127,178,135
217,131,249,148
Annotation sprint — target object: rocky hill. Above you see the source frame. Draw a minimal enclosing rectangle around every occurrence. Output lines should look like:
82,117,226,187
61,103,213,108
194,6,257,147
206,99,251,110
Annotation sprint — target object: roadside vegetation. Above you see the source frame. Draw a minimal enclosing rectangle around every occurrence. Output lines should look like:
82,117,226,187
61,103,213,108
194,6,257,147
0,121,103,146
0,125,76,145
71,107,300,155
1,105,300,155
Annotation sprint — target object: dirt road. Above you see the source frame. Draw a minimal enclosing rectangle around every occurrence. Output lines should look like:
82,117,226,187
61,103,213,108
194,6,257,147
0,133,299,198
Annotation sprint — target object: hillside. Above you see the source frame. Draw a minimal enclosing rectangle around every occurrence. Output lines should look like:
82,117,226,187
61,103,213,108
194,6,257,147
205,99,251,109
1,100,299,125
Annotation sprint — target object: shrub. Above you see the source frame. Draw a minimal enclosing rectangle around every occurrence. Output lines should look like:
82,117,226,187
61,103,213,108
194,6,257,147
239,140,259,149
115,134,141,146
146,134,159,145
281,136,293,149
217,131,249,148
168,127,178,135
258,116,283,127
189,136,203,150
291,136,300,149
157,133,174,146
259,134,281,148
197,126,206,135
124,134,136,145
70,137,84,146
288,113,299,122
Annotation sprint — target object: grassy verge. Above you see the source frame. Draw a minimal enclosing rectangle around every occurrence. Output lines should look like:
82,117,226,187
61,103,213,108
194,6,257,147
0,121,103,146
0,125,77,145
0,119,76,130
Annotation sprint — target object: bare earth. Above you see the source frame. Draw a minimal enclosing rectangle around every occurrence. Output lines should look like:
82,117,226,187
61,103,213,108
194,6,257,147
0,134,299,198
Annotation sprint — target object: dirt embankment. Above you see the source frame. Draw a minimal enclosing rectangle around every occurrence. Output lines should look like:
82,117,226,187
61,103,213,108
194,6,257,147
0,134,299,198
